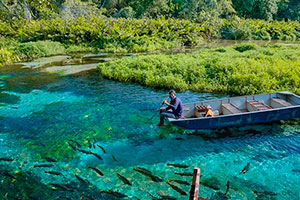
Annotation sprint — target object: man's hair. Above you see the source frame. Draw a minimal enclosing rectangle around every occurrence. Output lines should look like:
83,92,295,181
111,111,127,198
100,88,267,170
169,90,176,95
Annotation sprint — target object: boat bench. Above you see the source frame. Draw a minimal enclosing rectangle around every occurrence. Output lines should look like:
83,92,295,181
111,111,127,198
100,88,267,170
247,100,272,111
270,98,292,108
221,103,242,115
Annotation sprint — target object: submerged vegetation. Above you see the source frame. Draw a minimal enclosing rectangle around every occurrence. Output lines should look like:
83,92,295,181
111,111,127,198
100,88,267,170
98,43,300,95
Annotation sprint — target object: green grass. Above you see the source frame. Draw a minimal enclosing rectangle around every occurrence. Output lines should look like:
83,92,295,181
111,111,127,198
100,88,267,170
98,43,300,95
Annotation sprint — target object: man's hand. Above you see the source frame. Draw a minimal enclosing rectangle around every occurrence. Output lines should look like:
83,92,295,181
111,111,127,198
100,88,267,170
163,99,168,105
156,107,166,112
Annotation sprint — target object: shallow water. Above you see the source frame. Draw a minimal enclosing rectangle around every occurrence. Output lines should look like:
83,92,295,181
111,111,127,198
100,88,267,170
1,52,300,200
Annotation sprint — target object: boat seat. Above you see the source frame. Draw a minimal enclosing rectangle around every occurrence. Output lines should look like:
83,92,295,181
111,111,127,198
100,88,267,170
270,98,292,108
221,103,242,115
247,100,272,111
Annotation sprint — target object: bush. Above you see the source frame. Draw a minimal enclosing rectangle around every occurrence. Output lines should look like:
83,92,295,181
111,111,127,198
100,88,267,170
98,43,300,95
15,40,65,59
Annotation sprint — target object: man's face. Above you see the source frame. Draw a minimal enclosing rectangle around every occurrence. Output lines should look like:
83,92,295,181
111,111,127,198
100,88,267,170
169,93,176,99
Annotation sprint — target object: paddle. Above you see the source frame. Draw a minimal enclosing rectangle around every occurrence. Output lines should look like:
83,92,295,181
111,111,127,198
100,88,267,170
149,99,166,121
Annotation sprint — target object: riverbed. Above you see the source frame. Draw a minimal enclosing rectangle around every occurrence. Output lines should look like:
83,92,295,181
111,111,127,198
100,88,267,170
1,50,300,199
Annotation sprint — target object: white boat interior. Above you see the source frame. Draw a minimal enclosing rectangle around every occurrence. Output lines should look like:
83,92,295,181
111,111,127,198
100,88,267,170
182,91,300,118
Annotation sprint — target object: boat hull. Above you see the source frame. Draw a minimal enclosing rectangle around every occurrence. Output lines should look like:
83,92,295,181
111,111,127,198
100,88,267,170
169,106,300,130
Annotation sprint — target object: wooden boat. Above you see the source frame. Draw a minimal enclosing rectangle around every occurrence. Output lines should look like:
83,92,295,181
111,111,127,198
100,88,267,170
168,91,300,130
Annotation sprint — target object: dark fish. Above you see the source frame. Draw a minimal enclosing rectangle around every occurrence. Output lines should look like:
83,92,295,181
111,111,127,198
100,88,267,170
133,168,163,182
174,137,184,140
75,174,89,184
136,166,152,174
49,183,74,191
33,164,54,168
174,172,193,176
116,172,132,185
68,142,77,151
89,152,103,161
0,157,15,162
44,171,63,176
166,181,187,196
97,144,107,153
224,181,230,197
112,154,118,162
88,139,92,148
87,165,104,176
77,149,91,154
69,139,81,148
93,137,97,148
169,179,190,186
157,194,177,200
167,163,189,168
292,169,300,173
57,196,72,200
239,163,250,175
100,190,127,198
200,181,220,190
11,106,18,109
149,192,176,200
0,171,16,179
253,190,278,196
45,157,57,162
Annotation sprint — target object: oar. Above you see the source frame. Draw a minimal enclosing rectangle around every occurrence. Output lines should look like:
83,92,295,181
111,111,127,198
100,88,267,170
149,100,166,121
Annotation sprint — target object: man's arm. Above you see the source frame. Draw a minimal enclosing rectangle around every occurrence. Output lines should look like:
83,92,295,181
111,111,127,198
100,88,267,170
164,99,179,110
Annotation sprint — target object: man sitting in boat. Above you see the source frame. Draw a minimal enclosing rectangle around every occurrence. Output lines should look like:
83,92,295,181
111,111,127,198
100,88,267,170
156,90,183,127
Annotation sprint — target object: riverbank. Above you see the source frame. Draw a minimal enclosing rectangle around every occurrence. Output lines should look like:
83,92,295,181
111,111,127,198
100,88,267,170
1,16,300,67
98,43,300,96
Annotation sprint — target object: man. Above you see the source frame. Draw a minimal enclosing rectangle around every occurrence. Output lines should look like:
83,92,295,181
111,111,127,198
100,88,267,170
156,90,183,127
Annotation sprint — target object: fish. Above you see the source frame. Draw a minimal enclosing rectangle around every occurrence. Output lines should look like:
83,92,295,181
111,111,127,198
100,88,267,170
167,163,189,168
93,137,97,148
0,157,15,162
116,172,132,185
149,192,176,200
57,196,72,200
77,149,92,154
89,152,103,161
239,163,250,175
75,174,89,184
45,157,57,162
112,154,118,162
33,164,54,168
88,139,92,148
200,181,220,190
169,179,190,186
136,166,152,174
0,171,16,179
11,106,18,109
68,142,77,151
166,181,187,196
174,172,193,177
97,144,107,153
100,190,127,198
87,165,104,176
133,168,163,182
49,183,74,191
223,181,230,197
44,171,63,176
253,190,278,196
292,169,300,173
70,139,81,148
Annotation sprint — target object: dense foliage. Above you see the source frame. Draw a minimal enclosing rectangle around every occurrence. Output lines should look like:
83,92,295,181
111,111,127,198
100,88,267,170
0,0,299,21
98,43,300,95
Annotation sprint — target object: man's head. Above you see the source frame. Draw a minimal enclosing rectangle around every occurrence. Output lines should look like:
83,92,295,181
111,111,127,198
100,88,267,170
169,90,176,100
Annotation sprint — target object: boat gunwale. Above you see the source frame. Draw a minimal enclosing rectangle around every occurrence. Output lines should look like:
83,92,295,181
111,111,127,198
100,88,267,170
168,91,300,122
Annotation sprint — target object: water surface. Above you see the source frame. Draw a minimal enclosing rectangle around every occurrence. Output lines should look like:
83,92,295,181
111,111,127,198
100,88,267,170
0,52,300,199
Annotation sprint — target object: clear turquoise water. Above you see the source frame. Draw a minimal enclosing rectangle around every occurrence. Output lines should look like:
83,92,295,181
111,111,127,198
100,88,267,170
1,56,300,200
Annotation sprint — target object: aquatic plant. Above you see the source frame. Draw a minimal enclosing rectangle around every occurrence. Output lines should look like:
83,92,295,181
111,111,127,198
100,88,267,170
98,43,300,95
